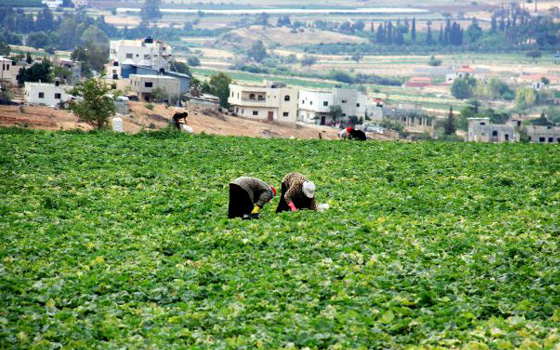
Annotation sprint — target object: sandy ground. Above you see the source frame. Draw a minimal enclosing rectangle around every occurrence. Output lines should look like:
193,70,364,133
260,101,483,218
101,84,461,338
0,102,342,140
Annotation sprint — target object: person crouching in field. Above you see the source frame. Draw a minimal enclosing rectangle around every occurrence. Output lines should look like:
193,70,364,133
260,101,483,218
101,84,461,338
276,172,317,213
339,127,367,141
228,177,276,219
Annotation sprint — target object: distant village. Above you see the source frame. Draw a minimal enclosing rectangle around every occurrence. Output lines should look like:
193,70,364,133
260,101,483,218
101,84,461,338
1,35,559,143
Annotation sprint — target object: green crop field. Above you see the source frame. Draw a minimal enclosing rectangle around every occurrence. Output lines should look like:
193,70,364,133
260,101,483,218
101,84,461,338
1,129,559,349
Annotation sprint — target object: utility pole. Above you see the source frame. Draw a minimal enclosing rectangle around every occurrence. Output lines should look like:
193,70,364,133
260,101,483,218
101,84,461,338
535,0,537,13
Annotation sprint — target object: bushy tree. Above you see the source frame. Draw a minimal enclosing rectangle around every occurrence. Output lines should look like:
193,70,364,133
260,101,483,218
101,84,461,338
515,87,537,107
17,59,52,86
187,57,200,67
171,60,191,76
0,42,9,56
451,76,477,99
80,25,110,73
141,0,162,23
208,72,232,108
26,31,51,49
68,76,119,130
300,55,317,71
248,41,267,63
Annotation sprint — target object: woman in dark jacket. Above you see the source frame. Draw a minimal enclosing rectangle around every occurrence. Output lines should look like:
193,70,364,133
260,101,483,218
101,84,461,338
228,177,276,219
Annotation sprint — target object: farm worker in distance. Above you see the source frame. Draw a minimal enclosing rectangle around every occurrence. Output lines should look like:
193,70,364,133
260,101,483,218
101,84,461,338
339,127,367,141
228,177,276,219
276,172,317,213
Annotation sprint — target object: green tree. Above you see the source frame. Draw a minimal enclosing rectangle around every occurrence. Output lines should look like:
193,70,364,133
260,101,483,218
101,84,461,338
26,31,51,49
68,76,119,130
443,106,456,135
329,105,343,123
16,60,52,86
300,55,317,71
80,25,110,73
526,50,542,63
171,60,191,76
451,76,476,99
515,87,537,107
208,72,232,108
187,57,200,67
466,18,483,43
141,0,162,23
248,41,267,63
0,42,9,56
351,50,363,63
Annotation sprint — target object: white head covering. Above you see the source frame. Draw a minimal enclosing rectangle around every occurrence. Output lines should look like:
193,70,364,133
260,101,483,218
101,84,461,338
302,181,316,199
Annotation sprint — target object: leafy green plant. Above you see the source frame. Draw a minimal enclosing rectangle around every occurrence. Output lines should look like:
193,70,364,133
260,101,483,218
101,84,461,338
0,129,558,349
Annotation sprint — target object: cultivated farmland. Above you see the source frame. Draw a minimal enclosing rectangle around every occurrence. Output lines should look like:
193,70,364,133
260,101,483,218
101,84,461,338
1,129,559,349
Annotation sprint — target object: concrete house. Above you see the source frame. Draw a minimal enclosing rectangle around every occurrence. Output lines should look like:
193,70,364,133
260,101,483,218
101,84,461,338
108,37,173,80
298,90,334,125
525,125,560,143
129,74,181,102
228,82,298,123
0,57,25,85
298,88,368,125
467,118,517,142
24,80,72,106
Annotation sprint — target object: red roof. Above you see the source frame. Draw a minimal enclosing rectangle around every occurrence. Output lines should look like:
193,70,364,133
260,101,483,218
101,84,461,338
456,66,475,73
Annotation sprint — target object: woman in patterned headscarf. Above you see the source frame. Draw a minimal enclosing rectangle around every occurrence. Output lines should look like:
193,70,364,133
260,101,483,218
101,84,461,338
276,172,317,213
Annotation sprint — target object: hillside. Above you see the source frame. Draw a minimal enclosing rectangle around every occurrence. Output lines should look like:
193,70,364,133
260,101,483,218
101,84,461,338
0,103,339,140
1,129,559,349
212,26,369,49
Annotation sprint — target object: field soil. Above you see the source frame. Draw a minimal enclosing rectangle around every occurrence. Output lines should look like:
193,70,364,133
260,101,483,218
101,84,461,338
0,102,340,140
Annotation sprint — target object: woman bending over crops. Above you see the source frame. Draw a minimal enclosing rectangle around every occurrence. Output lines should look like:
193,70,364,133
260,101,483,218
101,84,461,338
276,172,317,213
228,177,276,219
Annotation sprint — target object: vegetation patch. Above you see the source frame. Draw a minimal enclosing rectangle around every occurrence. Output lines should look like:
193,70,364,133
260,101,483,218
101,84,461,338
1,129,559,349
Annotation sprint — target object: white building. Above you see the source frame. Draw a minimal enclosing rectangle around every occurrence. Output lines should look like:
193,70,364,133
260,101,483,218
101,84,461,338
129,74,181,102
298,90,333,125
228,82,298,123
42,0,62,9
467,118,517,143
1,57,25,85
25,81,73,106
298,88,367,125
109,37,173,79
72,0,88,7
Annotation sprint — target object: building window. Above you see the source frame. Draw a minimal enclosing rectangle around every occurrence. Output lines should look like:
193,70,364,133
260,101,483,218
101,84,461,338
356,103,360,107
144,54,150,59
145,82,153,88
284,95,290,101
283,112,289,117
301,100,305,104
492,130,498,137
38,92,44,98
341,113,346,117
54,93,61,99
258,95,265,101
341,100,347,104
253,111,259,116
249,94,256,100
126,53,133,59
480,122,486,125
549,137,554,143
323,101,328,106
310,101,313,105
540,137,546,142
505,134,509,141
